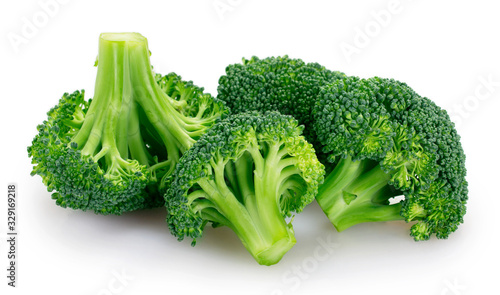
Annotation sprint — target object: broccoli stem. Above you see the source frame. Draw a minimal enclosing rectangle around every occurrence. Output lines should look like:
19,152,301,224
124,38,196,152
73,33,135,160
195,146,297,266
316,156,404,232
78,33,201,190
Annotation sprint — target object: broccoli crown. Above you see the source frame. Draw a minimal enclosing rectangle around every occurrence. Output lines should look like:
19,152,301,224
313,76,467,240
217,56,345,146
165,111,324,265
28,90,151,214
28,33,227,215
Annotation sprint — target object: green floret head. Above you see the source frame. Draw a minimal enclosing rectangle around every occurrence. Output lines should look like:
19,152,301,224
217,56,345,149
28,33,228,214
165,111,324,265
313,76,467,241
155,72,227,122
28,91,151,214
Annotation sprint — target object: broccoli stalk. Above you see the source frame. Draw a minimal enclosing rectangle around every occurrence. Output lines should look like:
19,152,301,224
28,33,226,214
195,146,297,263
316,157,405,231
165,112,324,265
73,33,149,180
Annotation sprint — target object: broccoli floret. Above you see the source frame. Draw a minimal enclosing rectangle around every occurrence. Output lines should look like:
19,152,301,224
313,76,468,241
27,33,227,215
165,111,324,265
217,56,345,148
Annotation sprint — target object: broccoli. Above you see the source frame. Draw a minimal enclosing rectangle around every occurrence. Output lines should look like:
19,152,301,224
165,111,324,265
28,32,227,215
312,76,468,240
217,56,345,148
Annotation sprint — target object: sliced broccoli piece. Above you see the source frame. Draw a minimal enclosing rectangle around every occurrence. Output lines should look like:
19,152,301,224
313,76,468,240
28,32,227,214
165,111,324,265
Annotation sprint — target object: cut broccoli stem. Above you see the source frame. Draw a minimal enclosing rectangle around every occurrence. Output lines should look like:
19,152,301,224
100,43,135,170
74,34,135,160
316,156,404,232
100,32,194,155
96,33,205,190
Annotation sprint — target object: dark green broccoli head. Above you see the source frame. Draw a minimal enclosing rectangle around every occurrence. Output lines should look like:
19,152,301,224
313,76,467,240
165,111,324,265
217,56,345,147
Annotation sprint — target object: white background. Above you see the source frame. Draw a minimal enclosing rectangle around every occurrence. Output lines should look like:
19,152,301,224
1,0,499,294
